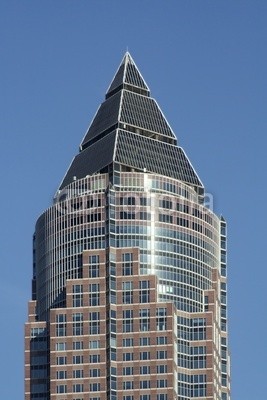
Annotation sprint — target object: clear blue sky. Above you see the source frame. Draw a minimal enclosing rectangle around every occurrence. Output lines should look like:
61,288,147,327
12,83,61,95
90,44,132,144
0,1,266,398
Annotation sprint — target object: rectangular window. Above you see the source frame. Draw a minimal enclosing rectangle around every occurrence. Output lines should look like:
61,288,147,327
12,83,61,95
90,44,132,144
122,253,133,276
56,314,66,337
140,351,150,360
89,255,100,278
56,370,66,379
73,383,84,393
157,394,168,400
89,383,100,392
157,379,168,388
123,310,133,333
123,381,134,390
139,309,150,331
123,366,133,375
139,280,150,303
140,380,150,389
140,365,150,375
72,284,83,307
56,384,67,393
73,341,83,350
89,284,100,306
123,352,134,361
90,369,100,377
139,337,150,346
157,350,167,359
156,308,167,331
157,336,167,345
159,214,173,224
73,355,83,364
140,396,151,400
73,369,84,378
159,199,173,209
89,340,100,349
122,281,133,304
56,356,67,365
123,338,133,347
72,313,83,336
157,365,167,374
56,342,66,351
89,354,100,363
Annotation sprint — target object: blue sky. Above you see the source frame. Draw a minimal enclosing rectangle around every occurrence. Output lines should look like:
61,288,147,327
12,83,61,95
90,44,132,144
0,1,266,398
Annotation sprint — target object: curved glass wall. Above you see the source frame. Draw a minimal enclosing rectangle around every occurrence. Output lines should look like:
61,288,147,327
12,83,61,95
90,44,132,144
34,172,220,319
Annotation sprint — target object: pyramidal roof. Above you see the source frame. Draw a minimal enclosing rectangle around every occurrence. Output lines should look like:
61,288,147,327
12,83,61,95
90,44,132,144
59,53,204,194
80,52,176,151
106,52,150,98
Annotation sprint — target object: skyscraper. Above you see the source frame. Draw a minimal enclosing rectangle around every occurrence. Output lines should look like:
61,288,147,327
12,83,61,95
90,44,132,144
25,53,230,400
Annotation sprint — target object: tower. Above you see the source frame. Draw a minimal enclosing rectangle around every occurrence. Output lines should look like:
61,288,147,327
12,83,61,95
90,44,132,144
25,53,230,400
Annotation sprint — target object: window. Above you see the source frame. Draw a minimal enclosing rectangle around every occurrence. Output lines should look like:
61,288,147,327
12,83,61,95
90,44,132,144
156,308,167,331
122,253,133,276
56,342,66,351
139,337,150,346
177,217,189,227
123,381,134,390
56,314,66,337
139,309,150,331
89,284,100,307
89,255,99,278
72,284,83,307
191,346,206,369
73,369,83,378
90,369,100,377
157,395,168,400
56,370,66,379
157,336,167,345
89,340,100,349
56,356,67,365
157,365,167,374
140,396,150,400
191,318,206,341
56,384,67,393
73,384,84,393
157,379,167,388
159,214,173,223
72,313,83,336
73,355,83,364
123,338,133,347
120,195,137,206
90,383,100,392
139,281,150,303
123,366,133,375
122,281,133,304
159,199,173,209
73,341,83,350
140,351,150,360
89,354,100,363
140,380,150,389
123,352,134,361
140,365,150,375
123,310,133,333
157,350,167,359
120,211,135,220
89,321,100,335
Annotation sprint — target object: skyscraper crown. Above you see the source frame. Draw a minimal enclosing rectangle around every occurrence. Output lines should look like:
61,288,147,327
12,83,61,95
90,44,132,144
59,53,203,194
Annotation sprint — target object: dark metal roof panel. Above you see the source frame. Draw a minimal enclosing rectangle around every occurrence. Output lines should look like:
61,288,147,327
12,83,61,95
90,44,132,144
60,131,116,189
81,91,121,148
115,130,203,188
120,91,175,139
